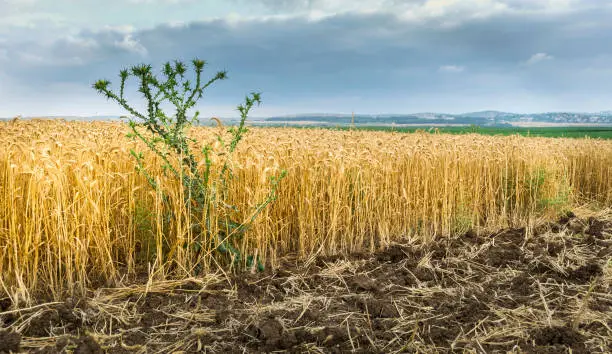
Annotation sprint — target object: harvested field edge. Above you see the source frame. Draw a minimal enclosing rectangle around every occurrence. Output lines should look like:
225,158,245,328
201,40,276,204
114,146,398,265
1,211,610,353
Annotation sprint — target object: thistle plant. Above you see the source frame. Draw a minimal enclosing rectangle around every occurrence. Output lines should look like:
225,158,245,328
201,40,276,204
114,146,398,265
93,59,285,272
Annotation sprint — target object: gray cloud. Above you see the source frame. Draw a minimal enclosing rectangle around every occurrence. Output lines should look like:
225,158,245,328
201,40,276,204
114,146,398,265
1,1,612,116
242,0,598,15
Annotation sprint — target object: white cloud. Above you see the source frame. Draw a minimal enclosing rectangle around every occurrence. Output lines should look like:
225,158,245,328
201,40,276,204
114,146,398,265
525,52,554,65
114,34,148,56
438,65,465,73
102,25,136,34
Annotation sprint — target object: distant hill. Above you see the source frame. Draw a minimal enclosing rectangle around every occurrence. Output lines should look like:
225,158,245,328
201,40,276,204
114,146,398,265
263,111,612,126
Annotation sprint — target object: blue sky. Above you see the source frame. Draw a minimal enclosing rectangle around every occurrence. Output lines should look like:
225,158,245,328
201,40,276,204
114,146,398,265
1,0,612,117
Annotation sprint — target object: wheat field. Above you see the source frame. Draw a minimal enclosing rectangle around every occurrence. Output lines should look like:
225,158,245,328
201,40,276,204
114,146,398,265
1,119,611,302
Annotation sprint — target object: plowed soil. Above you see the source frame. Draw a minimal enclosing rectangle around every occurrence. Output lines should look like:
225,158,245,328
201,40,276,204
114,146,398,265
1,212,610,353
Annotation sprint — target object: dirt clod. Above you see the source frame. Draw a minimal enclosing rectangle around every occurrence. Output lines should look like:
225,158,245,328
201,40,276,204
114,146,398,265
483,245,523,267
0,299,11,312
255,318,284,348
350,274,377,292
426,325,458,345
586,217,607,238
358,298,399,318
318,327,348,347
510,273,533,296
569,263,602,282
558,211,576,225
376,244,408,263
122,331,147,346
529,326,586,352
568,219,586,233
73,336,103,354
0,330,20,354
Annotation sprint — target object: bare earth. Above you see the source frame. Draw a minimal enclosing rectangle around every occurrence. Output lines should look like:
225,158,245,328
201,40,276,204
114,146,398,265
0,212,610,353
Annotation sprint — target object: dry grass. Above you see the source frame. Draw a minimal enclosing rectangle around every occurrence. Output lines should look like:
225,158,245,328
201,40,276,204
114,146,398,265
1,120,611,301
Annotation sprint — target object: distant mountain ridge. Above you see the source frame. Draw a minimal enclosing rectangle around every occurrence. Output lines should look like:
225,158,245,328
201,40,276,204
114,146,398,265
264,111,612,126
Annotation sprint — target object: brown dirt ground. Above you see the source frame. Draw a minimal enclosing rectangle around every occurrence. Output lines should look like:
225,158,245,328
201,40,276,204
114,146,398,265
1,212,611,353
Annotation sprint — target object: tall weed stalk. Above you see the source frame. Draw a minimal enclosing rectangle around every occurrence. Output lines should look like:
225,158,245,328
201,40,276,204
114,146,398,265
94,59,285,273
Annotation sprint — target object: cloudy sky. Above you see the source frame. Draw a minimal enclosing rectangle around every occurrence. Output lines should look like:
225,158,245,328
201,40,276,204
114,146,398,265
1,0,612,117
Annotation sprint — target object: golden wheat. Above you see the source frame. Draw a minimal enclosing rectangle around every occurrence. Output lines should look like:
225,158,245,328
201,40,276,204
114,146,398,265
1,120,611,302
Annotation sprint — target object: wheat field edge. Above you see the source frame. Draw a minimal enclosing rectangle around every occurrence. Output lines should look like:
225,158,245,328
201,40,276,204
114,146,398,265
1,119,611,302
